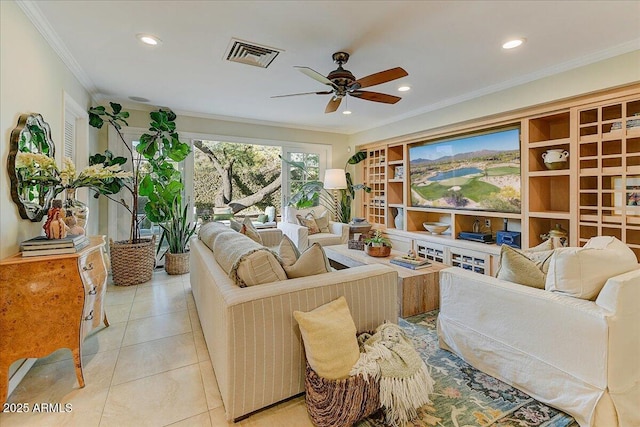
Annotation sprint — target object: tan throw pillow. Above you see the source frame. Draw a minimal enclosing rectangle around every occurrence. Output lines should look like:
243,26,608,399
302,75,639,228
293,296,360,380
283,243,331,279
496,245,552,289
310,211,331,233
297,214,320,235
236,250,287,287
278,235,300,267
241,217,263,245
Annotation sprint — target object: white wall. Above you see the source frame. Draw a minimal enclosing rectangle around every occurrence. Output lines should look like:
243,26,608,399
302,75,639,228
349,51,640,146
0,0,94,259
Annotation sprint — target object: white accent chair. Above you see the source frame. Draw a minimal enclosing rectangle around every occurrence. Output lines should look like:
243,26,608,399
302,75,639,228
277,206,349,250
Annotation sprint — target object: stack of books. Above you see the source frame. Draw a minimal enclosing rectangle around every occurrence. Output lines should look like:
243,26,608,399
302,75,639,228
20,235,89,257
389,256,431,270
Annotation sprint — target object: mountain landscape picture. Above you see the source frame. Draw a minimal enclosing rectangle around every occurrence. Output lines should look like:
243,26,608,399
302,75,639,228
409,128,521,213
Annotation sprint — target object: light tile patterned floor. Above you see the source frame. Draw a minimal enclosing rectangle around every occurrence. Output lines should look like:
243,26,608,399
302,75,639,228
1,271,313,427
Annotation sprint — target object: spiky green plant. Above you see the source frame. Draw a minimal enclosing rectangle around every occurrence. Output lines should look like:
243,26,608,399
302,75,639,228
157,198,197,256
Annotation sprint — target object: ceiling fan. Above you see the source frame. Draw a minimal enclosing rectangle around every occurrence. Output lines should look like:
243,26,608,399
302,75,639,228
272,52,408,113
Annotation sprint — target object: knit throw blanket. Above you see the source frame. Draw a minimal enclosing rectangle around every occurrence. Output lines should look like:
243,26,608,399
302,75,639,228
350,323,434,427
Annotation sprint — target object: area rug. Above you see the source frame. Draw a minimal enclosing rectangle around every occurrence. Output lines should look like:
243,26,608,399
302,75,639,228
356,311,578,427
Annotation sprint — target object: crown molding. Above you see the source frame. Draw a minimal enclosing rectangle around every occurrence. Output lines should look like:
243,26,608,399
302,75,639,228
357,40,640,134
16,0,98,96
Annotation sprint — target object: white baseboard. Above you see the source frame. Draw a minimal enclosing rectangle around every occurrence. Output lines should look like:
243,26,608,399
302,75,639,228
8,358,37,397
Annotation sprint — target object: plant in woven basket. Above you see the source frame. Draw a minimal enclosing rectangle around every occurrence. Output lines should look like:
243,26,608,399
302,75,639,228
157,198,197,257
88,103,190,243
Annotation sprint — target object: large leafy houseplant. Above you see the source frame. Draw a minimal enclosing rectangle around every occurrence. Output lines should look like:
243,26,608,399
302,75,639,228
87,103,190,243
285,151,370,223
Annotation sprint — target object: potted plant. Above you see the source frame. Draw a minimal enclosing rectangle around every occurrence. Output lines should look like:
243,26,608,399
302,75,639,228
87,103,190,285
363,230,392,257
284,151,370,223
157,197,197,275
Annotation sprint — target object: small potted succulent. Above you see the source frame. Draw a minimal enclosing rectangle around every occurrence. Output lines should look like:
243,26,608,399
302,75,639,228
364,230,392,257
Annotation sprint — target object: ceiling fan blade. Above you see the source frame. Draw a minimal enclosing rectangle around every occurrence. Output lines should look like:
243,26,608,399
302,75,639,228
350,67,408,90
325,97,342,113
350,90,402,104
295,66,338,89
271,90,333,98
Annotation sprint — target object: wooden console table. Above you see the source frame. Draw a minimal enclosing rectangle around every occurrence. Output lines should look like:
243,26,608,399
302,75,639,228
324,244,448,317
0,236,109,404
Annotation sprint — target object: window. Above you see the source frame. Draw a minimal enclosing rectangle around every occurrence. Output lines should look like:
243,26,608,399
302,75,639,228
287,151,320,205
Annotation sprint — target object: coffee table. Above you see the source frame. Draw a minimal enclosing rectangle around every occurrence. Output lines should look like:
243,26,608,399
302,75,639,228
324,244,448,317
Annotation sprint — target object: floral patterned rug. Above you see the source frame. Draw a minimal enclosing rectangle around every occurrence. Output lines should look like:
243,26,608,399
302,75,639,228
356,311,578,427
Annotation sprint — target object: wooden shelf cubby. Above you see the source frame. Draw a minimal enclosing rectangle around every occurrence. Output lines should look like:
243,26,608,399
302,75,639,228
576,95,640,257
356,84,640,263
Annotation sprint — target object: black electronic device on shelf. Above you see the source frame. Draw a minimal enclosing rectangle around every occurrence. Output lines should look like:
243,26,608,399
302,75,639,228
458,232,494,243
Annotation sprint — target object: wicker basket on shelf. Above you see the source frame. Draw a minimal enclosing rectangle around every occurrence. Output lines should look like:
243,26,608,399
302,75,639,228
109,236,155,286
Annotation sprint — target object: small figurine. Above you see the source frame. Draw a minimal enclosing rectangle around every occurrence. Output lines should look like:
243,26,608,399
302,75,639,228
43,207,69,239
406,249,417,259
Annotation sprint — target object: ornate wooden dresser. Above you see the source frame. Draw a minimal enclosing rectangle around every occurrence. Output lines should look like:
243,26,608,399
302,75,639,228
0,236,109,404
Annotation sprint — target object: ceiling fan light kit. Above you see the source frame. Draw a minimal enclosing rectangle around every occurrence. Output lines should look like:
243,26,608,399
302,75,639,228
273,51,408,113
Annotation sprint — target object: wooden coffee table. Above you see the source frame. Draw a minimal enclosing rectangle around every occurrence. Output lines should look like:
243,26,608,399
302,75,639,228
324,244,448,317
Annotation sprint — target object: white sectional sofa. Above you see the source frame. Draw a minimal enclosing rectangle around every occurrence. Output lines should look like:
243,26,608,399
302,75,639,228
438,237,640,427
190,222,398,421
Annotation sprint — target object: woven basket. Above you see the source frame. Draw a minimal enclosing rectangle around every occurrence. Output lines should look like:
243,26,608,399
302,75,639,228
164,252,190,275
109,236,156,286
305,362,380,427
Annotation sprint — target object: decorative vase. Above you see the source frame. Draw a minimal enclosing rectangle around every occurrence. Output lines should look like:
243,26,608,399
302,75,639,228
63,188,89,235
165,252,190,275
542,149,569,170
365,245,391,257
394,207,404,230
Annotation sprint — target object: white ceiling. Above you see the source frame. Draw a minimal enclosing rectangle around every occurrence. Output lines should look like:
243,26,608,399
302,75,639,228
23,0,640,134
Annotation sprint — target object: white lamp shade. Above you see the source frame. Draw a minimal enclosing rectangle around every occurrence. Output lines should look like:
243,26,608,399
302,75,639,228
323,169,348,189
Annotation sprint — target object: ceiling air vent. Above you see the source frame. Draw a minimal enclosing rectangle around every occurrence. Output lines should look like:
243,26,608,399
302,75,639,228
224,39,282,68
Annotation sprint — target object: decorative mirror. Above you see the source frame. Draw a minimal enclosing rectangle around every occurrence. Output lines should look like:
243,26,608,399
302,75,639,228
8,113,58,222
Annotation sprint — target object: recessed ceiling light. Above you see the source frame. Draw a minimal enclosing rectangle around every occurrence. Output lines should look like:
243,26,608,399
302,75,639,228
502,38,525,50
398,85,411,92
137,33,161,46
343,110,352,115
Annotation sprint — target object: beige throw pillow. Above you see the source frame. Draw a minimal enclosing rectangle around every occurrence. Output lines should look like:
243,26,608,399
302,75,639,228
545,236,638,300
496,245,553,289
278,235,300,267
284,243,331,279
241,217,263,245
310,211,331,233
229,219,242,232
293,296,360,380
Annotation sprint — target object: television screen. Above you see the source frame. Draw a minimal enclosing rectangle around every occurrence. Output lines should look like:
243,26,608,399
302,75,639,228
409,127,521,213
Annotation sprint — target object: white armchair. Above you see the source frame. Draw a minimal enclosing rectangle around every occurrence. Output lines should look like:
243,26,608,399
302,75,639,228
277,206,348,250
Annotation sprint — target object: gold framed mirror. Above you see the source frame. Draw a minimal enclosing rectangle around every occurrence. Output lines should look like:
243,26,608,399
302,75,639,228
7,113,58,222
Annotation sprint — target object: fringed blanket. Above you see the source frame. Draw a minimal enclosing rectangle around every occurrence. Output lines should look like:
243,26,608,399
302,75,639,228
350,323,434,427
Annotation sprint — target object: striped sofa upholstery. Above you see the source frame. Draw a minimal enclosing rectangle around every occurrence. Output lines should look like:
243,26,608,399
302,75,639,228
190,237,398,421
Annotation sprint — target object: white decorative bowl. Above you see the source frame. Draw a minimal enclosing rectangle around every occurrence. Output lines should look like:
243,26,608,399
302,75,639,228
423,222,450,234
